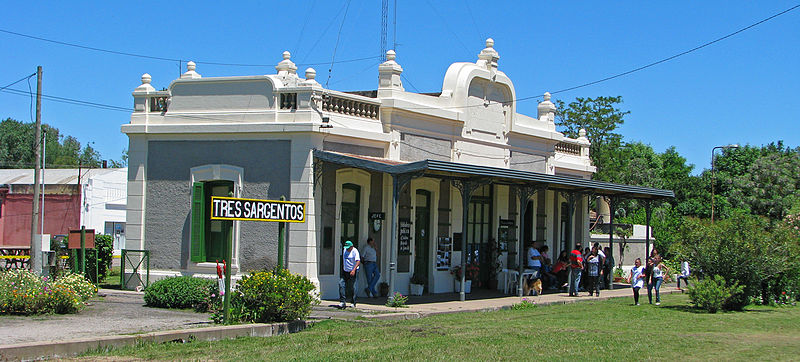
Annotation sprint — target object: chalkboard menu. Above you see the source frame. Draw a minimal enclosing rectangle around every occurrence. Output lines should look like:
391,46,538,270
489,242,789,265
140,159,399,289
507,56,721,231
398,218,411,255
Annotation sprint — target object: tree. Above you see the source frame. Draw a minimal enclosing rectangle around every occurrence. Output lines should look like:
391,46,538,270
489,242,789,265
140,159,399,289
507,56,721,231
555,96,629,182
0,118,103,168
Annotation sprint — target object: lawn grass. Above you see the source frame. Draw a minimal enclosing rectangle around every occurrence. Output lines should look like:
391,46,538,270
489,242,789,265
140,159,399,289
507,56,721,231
84,294,800,361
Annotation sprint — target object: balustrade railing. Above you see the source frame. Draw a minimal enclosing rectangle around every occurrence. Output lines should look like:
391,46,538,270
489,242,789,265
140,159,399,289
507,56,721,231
322,94,379,120
554,141,582,156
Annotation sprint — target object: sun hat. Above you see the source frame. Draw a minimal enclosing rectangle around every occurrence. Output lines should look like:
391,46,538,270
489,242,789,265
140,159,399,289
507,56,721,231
344,240,353,248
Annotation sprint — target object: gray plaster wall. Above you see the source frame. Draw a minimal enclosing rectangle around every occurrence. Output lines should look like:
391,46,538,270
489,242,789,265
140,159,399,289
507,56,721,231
323,141,384,158
398,133,451,162
509,151,547,173
145,140,290,271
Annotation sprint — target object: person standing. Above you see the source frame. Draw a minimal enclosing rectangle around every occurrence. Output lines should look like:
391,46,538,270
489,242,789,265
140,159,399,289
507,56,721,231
339,240,361,308
677,259,690,291
586,247,601,297
649,256,667,305
629,258,645,305
602,246,615,290
568,242,584,297
362,237,380,298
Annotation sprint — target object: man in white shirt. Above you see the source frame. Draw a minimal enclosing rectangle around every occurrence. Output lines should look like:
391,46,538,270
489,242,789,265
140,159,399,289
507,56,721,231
339,240,361,308
527,243,542,279
361,237,380,298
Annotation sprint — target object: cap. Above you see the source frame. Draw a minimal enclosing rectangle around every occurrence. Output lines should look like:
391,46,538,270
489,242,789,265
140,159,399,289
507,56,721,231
344,240,353,248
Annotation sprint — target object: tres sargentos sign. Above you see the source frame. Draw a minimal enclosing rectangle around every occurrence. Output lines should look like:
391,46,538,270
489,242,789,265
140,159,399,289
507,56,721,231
210,196,305,223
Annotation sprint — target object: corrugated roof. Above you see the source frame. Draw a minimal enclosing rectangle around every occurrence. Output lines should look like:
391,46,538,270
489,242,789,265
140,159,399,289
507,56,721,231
313,150,673,200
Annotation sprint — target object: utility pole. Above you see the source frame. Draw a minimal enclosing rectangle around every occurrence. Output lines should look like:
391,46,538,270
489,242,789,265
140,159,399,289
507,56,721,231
30,66,43,275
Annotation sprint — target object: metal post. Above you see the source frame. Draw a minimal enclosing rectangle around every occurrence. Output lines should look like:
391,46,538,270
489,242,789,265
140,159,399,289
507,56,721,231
607,197,615,290
80,226,86,274
645,200,652,259
388,176,400,296
459,181,471,302
277,196,286,270
120,249,126,289
517,192,526,298
224,224,232,324
30,66,43,275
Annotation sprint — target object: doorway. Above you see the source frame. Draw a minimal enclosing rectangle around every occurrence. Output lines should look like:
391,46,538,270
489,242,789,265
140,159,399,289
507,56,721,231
340,183,361,250
414,190,431,291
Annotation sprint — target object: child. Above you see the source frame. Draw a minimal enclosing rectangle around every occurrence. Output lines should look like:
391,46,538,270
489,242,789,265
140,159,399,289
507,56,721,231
629,258,645,306
677,259,690,291
586,247,601,297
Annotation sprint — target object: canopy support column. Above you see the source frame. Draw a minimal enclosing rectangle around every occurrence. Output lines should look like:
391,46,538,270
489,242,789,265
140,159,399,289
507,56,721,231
514,185,542,297
564,192,578,295
388,173,414,297
645,200,652,260
607,196,616,289
452,178,489,302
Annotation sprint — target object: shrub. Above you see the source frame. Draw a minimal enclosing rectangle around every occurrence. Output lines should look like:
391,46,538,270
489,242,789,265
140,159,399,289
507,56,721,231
87,234,114,283
687,275,744,313
676,213,799,310
0,270,95,315
385,292,408,308
228,268,318,323
144,276,216,311
511,298,536,310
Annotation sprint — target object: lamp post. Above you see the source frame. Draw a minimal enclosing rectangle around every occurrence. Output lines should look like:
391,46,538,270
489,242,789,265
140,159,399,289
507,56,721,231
710,144,739,223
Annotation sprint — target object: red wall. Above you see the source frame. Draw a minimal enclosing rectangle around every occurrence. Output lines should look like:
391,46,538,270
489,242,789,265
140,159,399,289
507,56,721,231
0,194,80,247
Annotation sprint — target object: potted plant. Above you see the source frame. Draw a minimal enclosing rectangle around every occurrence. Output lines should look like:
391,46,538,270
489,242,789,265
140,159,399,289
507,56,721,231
379,282,390,297
451,263,479,293
613,267,626,283
409,274,426,296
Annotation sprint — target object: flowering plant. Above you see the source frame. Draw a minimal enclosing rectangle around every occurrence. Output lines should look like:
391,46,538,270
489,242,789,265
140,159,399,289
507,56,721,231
450,263,480,281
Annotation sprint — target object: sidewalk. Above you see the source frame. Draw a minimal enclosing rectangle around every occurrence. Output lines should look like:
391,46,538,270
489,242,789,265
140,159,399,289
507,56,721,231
313,282,683,320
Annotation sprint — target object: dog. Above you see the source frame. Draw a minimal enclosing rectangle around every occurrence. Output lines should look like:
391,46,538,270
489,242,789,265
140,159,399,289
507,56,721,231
523,278,543,296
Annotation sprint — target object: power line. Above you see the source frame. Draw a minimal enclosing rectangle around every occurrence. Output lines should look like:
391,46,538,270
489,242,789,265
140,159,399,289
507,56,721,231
326,0,353,87
1,88,132,112
548,3,800,96
402,3,800,110
0,28,381,68
0,73,36,91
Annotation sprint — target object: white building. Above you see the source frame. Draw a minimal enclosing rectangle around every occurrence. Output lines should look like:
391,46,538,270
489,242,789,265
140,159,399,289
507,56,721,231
123,39,672,298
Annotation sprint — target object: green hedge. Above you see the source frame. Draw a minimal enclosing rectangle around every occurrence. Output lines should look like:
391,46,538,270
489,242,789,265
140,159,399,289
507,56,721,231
687,275,744,313
227,268,318,323
144,276,216,312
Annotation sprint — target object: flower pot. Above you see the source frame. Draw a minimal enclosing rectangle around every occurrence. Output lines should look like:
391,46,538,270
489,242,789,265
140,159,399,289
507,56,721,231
410,283,424,296
613,277,626,283
455,280,472,293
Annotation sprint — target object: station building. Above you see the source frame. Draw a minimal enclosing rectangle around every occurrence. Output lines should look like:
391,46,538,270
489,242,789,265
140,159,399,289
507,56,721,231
123,39,672,298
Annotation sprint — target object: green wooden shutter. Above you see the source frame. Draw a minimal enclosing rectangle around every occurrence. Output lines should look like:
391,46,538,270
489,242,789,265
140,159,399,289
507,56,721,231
190,182,206,262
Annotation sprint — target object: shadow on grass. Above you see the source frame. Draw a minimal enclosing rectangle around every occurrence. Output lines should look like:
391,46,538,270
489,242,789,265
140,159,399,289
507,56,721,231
662,304,777,314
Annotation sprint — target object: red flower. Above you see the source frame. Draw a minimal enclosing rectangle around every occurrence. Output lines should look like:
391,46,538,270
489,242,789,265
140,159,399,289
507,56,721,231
783,291,787,295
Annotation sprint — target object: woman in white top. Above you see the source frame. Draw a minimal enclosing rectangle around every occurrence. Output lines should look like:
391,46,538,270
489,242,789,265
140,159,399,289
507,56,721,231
648,256,668,305
629,258,645,306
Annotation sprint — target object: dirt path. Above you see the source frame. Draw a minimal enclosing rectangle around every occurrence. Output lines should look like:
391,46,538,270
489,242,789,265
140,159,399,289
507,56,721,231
0,289,211,345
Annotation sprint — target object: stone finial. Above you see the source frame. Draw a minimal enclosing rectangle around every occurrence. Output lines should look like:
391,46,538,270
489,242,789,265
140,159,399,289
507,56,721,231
477,37,499,69
302,67,320,86
378,49,404,92
181,61,202,79
537,92,556,122
275,51,298,75
579,128,587,138
134,73,156,93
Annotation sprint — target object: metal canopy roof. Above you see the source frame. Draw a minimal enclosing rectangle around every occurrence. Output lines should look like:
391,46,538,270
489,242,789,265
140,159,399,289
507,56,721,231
313,150,674,200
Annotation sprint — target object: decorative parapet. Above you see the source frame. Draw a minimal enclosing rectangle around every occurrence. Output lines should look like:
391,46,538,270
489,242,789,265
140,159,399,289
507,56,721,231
555,141,582,156
149,91,170,112
321,92,380,120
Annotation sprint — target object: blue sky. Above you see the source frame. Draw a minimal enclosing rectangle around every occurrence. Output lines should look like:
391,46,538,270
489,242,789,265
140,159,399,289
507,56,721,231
1,1,798,174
